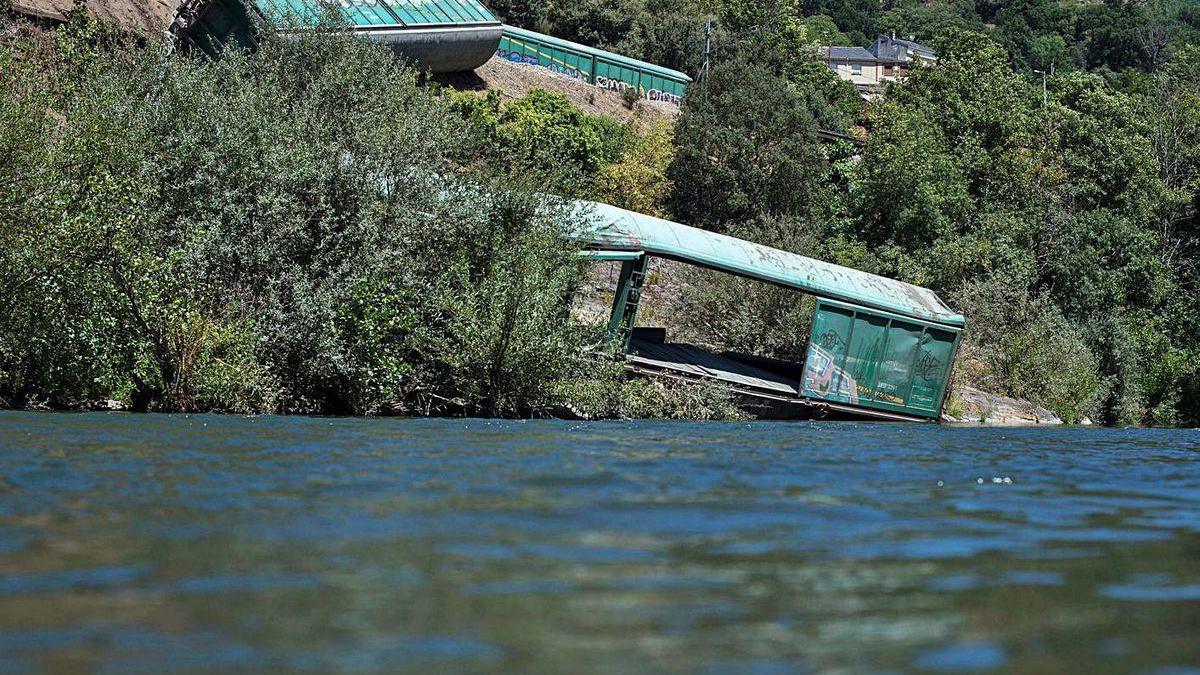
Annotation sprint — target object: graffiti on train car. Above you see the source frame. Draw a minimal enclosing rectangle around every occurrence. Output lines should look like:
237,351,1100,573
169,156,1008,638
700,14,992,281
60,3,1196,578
647,89,682,105
595,76,682,106
498,45,685,106
497,49,588,81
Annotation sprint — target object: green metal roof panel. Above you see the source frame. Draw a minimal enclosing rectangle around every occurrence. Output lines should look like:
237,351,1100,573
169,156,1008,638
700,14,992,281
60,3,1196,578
576,201,965,327
256,0,320,23
501,25,692,83
256,0,498,28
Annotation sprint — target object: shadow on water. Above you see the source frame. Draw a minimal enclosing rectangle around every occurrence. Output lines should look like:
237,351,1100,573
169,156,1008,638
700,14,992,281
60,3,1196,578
0,412,1197,673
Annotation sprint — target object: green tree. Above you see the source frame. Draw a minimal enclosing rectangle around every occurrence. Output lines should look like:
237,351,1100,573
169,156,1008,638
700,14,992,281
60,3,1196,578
799,14,850,45
878,2,983,44
595,118,676,217
448,88,630,194
0,14,621,417
668,60,825,230
845,27,1200,425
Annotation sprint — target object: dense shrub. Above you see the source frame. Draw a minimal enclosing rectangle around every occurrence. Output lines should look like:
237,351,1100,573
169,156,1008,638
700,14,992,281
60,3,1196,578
595,118,676,217
673,220,822,361
0,16,627,417
446,88,631,195
951,279,1103,424
668,60,826,231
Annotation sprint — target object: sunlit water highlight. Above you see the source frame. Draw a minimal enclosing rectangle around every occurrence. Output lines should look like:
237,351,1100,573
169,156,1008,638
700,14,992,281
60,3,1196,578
0,413,1197,673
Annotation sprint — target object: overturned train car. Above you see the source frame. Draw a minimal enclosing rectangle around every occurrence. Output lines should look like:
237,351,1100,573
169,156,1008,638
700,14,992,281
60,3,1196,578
170,0,503,72
576,202,965,423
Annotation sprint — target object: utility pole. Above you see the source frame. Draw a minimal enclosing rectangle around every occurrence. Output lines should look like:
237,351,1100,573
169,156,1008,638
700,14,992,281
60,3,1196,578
702,18,713,81
1034,68,1048,106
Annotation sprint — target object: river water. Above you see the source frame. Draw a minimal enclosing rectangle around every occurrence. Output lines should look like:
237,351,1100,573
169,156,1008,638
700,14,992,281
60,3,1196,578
0,413,1196,673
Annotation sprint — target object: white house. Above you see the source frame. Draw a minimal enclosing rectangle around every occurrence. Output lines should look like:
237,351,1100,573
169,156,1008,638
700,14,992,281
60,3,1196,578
819,46,881,92
820,35,937,95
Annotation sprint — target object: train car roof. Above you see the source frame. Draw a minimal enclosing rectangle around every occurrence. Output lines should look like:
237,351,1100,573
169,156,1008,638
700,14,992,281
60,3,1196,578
257,0,500,29
575,200,965,328
502,25,693,83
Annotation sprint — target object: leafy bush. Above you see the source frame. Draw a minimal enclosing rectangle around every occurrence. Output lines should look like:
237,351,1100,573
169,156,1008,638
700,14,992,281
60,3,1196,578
673,219,824,362
446,88,631,194
595,118,676,217
951,278,1103,424
556,360,747,421
0,16,620,417
668,60,827,231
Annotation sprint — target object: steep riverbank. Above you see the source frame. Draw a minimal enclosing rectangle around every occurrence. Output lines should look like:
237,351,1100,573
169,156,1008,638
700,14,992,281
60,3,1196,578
6,7,1199,427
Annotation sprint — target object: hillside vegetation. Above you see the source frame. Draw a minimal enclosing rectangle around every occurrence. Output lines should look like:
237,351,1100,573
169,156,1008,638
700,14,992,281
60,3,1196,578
0,11,747,419
476,0,1200,426
3,0,1200,426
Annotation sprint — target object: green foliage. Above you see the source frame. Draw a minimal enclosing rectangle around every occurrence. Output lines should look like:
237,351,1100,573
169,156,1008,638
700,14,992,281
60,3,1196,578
621,0,711,74
798,0,1198,74
838,26,1200,426
878,2,983,44
779,59,862,132
6,1,1200,426
555,361,748,421
0,15,631,418
799,14,850,45
853,104,972,249
595,118,675,217
668,60,825,231
797,0,879,45
675,219,822,362
479,3,1197,425
486,0,710,74
448,88,630,194
492,0,1200,78
951,279,1103,424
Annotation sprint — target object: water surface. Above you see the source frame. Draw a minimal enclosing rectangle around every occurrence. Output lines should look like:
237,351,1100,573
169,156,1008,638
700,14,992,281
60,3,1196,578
0,413,1197,673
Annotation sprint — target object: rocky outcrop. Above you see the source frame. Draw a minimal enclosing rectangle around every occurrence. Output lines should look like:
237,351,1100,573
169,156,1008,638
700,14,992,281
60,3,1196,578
943,385,1065,426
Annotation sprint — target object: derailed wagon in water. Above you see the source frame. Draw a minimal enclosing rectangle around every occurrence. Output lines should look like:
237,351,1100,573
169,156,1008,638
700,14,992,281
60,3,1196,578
575,202,965,423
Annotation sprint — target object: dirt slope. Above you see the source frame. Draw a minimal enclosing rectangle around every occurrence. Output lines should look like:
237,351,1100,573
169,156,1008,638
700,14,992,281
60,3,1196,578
11,0,177,34
436,55,680,132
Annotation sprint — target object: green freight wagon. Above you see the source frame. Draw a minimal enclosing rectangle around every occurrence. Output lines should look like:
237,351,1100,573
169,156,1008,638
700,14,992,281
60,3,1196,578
575,201,964,422
497,25,692,105
171,0,503,72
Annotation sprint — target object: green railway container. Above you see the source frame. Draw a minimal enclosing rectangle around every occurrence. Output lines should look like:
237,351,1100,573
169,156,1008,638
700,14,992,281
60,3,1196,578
801,300,960,420
497,25,692,105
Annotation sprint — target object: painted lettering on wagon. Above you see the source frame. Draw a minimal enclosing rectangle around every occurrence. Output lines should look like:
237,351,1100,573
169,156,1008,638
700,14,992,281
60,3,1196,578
595,76,682,106
647,89,682,105
496,49,587,82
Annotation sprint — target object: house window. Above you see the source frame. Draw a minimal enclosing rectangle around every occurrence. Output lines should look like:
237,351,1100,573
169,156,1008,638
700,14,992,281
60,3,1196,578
851,63,863,76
